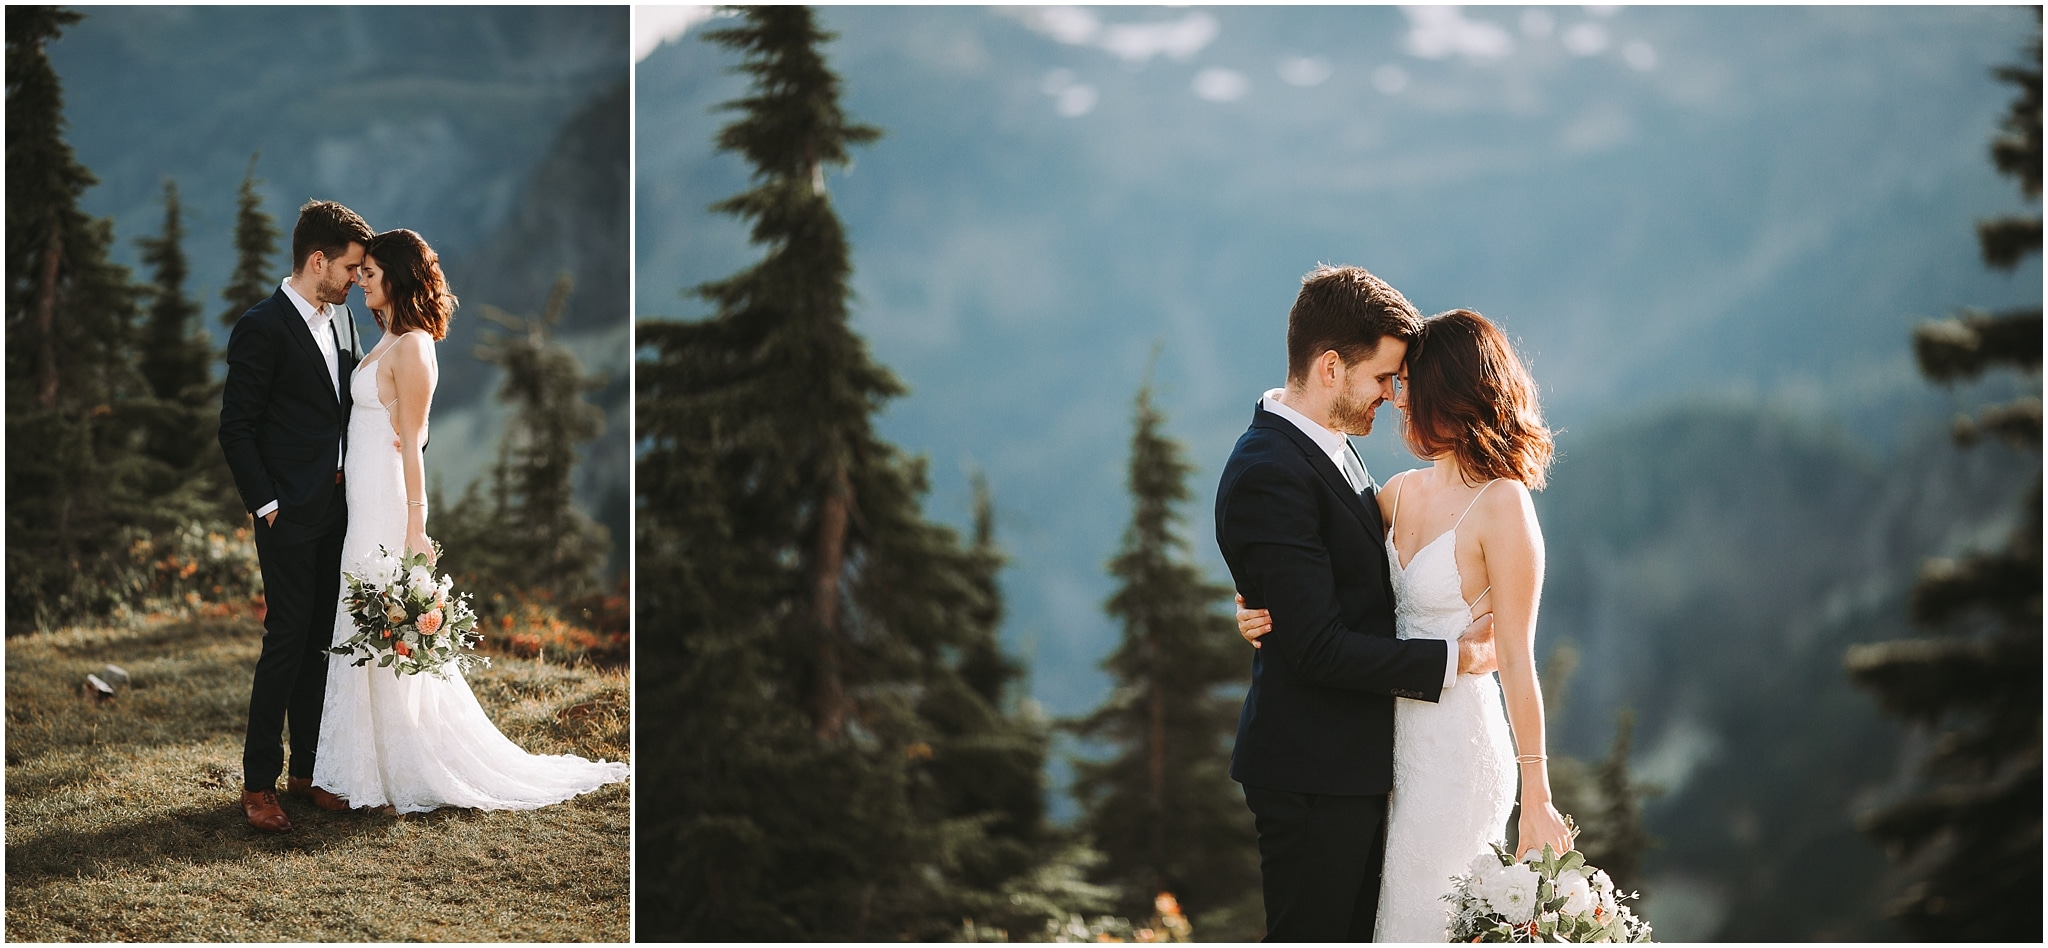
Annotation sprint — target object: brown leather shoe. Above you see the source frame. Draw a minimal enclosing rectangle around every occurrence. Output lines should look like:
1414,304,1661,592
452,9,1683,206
285,776,351,812
241,789,291,832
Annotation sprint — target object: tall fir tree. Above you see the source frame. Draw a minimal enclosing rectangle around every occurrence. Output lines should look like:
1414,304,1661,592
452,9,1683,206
636,7,1057,938
219,152,281,328
440,275,611,599
5,6,152,631
1070,378,1258,923
134,178,225,497
137,179,208,405
1844,12,2041,941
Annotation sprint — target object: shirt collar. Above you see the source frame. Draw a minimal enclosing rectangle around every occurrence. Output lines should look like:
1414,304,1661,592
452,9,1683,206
280,277,334,328
1260,388,1353,468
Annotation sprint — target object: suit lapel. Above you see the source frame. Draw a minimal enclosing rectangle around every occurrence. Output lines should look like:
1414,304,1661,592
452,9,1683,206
273,289,341,410
1252,404,1378,536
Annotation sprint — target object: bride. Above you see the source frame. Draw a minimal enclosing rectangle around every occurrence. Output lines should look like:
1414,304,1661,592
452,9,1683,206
1236,308,1571,941
308,228,629,814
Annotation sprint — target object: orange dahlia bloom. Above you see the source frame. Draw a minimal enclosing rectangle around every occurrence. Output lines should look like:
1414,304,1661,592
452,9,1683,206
418,609,444,635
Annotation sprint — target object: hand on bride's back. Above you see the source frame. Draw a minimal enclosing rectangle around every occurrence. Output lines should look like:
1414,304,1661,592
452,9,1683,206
1456,612,1498,676
1235,594,1272,648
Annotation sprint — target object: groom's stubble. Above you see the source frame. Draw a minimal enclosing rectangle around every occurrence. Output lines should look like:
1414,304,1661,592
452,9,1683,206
1330,387,1381,437
311,243,367,307
1325,339,1405,437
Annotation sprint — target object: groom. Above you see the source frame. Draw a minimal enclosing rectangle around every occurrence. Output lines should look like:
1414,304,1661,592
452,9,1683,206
1216,265,1497,940
218,200,373,831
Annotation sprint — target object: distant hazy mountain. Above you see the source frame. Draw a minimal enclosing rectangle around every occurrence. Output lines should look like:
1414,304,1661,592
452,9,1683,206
440,77,631,572
638,3,2036,713
52,5,629,570
1538,404,2032,939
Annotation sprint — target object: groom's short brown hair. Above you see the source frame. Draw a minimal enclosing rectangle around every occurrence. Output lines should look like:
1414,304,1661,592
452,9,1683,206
290,200,373,274
1286,264,1422,384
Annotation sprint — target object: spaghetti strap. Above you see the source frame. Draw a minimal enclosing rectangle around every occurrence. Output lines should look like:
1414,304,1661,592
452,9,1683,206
1467,585,1492,613
1389,472,1408,531
1450,479,1498,532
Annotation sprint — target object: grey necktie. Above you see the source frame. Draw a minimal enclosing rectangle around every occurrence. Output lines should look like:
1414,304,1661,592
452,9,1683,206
1340,442,1372,495
312,310,344,470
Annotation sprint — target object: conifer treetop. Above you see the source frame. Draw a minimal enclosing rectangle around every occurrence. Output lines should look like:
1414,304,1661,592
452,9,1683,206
704,7,881,188
222,152,283,327
6,6,94,244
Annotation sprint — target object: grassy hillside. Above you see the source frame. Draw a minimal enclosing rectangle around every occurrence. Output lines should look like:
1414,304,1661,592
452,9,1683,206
4,611,628,942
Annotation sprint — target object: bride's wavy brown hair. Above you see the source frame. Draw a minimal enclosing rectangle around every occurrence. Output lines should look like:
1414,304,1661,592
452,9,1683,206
365,228,456,340
1402,309,1554,489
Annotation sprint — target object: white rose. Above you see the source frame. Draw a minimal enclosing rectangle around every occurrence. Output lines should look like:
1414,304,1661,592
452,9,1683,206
1468,851,1504,881
407,565,434,595
1590,869,1614,894
1555,869,1594,916
1479,861,1540,923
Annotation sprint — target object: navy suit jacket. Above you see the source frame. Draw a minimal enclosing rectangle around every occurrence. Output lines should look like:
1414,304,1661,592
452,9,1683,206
218,288,361,543
1216,403,1449,797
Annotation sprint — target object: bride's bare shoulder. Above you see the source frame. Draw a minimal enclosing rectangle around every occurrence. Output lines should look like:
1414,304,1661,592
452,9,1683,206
1472,477,1540,538
392,330,438,357
386,331,439,377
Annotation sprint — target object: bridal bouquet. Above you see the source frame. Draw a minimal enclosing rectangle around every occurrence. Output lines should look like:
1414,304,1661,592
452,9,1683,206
332,545,488,678
1445,842,1653,943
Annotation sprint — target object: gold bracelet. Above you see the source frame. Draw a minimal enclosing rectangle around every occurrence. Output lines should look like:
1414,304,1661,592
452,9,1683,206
1515,754,1547,764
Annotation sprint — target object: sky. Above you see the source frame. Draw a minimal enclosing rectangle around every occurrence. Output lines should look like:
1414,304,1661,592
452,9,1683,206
634,5,715,63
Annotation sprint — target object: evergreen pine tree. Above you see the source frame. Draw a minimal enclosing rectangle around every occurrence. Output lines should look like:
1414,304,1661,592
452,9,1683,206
636,7,1056,938
1530,645,1660,897
134,178,220,484
441,275,611,599
219,152,281,328
958,474,1027,709
1577,710,1658,894
5,6,152,630
1070,378,1258,922
137,179,207,404
912,474,1069,930
1844,13,2041,941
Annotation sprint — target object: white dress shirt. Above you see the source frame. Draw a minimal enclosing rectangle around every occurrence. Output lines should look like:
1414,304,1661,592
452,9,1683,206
1262,389,1368,491
256,279,347,520
1260,389,1459,692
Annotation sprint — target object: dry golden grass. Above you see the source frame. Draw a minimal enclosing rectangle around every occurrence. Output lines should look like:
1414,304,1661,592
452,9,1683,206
4,614,629,942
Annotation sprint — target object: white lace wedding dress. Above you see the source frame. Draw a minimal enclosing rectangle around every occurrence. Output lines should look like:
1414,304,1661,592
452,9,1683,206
311,336,630,813
1375,479,1517,942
